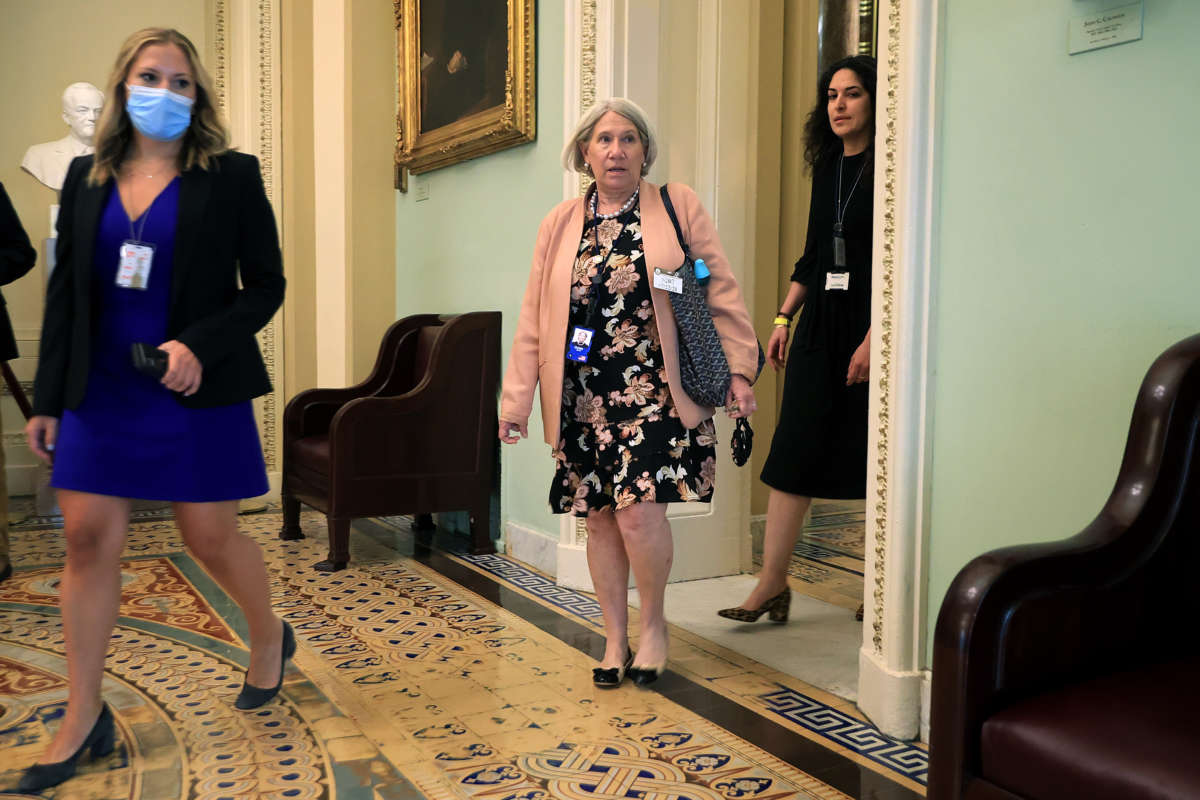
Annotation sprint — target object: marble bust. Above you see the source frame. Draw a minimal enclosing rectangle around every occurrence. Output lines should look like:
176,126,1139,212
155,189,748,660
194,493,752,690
21,82,105,191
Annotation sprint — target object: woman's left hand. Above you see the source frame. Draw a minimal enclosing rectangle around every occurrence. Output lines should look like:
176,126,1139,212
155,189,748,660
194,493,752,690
846,330,870,386
158,340,203,396
725,375,756,419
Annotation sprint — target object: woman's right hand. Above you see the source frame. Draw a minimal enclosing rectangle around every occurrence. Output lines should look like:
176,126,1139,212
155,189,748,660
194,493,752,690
767,326,790,370
25,415,59,465
498,419,528,445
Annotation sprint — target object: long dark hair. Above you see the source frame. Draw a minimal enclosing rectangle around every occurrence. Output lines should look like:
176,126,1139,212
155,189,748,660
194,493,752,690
802,55,877,173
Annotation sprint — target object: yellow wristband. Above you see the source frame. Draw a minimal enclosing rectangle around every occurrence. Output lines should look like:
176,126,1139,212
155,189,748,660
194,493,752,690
773,316,791,327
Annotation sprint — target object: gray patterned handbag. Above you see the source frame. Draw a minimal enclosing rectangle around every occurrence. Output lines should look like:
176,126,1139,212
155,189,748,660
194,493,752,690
658,185,765,409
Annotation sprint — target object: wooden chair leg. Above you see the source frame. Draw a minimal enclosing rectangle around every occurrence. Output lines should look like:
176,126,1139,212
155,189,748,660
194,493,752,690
280,489,304,541
314,516,351,572
469,503,495,555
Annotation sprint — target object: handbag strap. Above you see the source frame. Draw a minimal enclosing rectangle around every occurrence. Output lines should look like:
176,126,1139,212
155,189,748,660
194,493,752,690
659,184,691,260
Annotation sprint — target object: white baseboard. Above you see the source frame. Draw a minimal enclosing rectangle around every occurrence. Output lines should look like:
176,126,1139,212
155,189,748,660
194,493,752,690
263,470,282,502
857,647,923,740
919,669,932,743
557,541,593,592
505,522,558,577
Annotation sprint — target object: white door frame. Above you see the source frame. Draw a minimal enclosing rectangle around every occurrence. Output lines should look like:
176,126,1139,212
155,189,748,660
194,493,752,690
558,0,944,742
557,0,761,590
858,0,942,740
211,0,285,499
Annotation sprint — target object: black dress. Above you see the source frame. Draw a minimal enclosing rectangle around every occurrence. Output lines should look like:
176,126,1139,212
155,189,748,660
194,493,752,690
549,195,718,515
761,151,872,499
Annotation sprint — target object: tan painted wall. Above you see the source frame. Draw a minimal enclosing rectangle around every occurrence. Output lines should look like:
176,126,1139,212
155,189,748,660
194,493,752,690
281,0,317,400
347,0,398,381
0,1,208,494
280,0,396,400
749,0,818,515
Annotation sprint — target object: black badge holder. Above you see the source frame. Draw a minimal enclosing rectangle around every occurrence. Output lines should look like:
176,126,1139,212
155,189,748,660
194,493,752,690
131,342,169,379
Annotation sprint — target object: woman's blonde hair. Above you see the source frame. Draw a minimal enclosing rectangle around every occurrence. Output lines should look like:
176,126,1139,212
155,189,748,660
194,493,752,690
88,28,229,185
562,98,658,176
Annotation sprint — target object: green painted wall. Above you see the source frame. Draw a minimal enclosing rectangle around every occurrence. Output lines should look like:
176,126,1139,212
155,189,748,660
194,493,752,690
926,0,1200,659
394,1,564,540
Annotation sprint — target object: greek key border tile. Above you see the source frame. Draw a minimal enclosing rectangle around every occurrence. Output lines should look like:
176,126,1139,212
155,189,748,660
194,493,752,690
758,686,928,785
450,550,927,786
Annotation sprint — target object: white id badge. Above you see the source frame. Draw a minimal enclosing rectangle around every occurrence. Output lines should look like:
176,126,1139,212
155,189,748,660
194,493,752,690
116,241,155,289
653,268,684,294
825,271,850,291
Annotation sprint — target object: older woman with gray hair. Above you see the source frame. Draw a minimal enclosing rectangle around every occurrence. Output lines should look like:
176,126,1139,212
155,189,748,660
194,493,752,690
499,98,760,687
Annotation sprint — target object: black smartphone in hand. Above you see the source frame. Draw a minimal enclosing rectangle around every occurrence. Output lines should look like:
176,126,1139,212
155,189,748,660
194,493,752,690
131,342,169,379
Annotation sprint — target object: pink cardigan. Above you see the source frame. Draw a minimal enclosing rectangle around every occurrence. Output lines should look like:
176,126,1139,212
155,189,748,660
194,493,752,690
501,180,760,446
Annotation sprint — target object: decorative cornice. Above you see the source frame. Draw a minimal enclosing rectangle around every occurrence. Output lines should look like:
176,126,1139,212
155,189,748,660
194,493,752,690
871,0,900,654
214,0,228,116
574,0,598,544
212,0,279,475
577,0,598,198
257,0,279,472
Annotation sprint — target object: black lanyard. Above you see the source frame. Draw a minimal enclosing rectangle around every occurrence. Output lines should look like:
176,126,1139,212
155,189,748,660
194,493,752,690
573,213,629,331
832,153,867,268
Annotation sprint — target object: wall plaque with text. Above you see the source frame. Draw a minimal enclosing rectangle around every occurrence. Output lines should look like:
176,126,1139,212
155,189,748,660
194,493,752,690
1069,2,1144,55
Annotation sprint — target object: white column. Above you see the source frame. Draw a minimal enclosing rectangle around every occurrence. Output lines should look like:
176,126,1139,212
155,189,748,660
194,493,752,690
858,0,941,740
220,0,284,497
556,0,761,587
312,1,351,387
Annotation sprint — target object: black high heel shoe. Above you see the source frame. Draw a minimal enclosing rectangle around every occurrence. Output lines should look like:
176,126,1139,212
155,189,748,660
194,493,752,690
18,702,116,792
627,662,667,687
235,620,295,710
592,649,634,688
716,587,791,623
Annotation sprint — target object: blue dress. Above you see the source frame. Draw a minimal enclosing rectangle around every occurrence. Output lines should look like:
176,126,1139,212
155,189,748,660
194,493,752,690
51,179,269,502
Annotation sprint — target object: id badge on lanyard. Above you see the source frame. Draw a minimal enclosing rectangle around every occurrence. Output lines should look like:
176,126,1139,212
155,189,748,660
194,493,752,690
567,326,595,362
116,240,155,290
567,211,628,365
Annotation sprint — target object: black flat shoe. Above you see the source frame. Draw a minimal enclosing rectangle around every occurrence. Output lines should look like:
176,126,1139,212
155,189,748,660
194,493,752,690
0,562,11,583
628,662,666,687
235,620,295,710
18,703,115,792
592,649,634,688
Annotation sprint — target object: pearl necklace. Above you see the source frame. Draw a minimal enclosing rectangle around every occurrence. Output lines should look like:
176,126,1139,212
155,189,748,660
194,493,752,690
590,186,639,220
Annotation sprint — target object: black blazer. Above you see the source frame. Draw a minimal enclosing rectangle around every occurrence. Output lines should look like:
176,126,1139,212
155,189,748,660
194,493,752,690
32,151,285,417
0,182,38,362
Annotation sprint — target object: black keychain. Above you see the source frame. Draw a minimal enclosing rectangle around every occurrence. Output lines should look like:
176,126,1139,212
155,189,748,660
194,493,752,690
731,417,754,467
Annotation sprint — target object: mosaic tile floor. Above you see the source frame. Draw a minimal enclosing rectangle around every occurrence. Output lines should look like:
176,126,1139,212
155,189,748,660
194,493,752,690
1,509,922,799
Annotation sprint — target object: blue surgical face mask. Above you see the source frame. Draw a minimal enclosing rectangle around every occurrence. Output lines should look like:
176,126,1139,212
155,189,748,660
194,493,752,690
125,84,195,142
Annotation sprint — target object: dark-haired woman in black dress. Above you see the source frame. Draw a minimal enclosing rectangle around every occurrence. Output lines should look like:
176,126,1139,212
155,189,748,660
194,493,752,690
719,55,876,624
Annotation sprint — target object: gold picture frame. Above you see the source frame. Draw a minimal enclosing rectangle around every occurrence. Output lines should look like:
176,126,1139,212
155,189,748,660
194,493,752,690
394,0,536,175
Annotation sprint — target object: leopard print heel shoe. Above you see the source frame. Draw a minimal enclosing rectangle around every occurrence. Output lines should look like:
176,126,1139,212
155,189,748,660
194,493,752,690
716,587,790,623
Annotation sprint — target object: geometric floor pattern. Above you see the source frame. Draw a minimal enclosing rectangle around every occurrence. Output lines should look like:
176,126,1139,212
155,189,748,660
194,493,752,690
1,510,872,799
426,539,928,787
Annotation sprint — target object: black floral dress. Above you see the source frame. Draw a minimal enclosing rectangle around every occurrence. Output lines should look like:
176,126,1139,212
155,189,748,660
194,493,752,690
550,194,717,516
